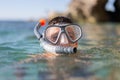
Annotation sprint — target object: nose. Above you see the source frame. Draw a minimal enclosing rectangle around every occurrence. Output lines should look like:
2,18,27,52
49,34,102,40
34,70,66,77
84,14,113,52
59,33,69,45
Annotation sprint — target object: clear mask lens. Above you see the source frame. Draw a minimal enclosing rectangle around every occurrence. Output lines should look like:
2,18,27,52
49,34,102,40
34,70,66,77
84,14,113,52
65,25,81,42
45,27,61,44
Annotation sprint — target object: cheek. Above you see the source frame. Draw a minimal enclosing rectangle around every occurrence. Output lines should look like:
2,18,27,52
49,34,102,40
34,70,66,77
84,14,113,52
70,42,78,48
55,40,78,47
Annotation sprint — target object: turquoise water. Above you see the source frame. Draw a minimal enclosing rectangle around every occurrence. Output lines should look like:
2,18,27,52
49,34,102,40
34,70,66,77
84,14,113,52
0,21,120,80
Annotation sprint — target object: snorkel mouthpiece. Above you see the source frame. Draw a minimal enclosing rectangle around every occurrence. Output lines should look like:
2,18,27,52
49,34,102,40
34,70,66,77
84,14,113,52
55,46,77,54
40,39,77,54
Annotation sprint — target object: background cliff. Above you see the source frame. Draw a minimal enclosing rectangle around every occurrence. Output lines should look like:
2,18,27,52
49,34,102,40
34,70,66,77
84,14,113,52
48,0,120,23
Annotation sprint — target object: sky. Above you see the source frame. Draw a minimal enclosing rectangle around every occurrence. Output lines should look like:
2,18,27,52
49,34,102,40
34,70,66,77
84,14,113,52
0,0,115,21
105,0,115,12
0,0,71,20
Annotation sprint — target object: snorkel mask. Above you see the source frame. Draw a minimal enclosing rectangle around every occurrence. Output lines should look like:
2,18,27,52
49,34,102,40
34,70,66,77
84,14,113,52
34,19,82,54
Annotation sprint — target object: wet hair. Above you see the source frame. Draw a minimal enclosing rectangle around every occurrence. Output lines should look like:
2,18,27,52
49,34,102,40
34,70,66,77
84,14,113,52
48,16,73,25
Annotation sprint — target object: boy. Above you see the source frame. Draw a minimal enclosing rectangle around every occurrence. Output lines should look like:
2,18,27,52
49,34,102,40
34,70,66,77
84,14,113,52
34,16,82,58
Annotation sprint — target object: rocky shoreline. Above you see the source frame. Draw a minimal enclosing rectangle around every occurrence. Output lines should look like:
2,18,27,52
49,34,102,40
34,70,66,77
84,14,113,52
48,0,120,23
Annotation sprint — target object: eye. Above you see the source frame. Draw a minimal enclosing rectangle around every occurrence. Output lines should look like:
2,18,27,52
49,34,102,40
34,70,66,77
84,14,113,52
52,35,57,40
51,34,58,42
68,32,75,39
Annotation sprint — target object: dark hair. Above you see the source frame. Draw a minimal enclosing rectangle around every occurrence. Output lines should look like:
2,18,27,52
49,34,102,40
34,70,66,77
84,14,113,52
48,16,73,25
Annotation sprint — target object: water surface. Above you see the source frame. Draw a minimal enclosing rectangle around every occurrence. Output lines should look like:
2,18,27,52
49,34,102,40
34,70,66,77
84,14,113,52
0,21,120,80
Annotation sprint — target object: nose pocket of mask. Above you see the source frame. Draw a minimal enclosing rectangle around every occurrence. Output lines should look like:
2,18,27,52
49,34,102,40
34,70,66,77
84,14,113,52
60,33,68,44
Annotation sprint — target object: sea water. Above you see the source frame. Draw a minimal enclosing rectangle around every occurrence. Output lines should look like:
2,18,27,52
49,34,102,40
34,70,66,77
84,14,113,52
0,21,120,80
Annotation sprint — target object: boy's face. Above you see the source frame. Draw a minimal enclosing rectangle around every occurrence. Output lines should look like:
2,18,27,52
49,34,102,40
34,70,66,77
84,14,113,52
46,25,78,48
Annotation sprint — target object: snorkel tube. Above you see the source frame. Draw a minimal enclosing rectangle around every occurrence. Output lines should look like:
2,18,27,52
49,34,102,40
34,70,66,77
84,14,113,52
34,19,77,54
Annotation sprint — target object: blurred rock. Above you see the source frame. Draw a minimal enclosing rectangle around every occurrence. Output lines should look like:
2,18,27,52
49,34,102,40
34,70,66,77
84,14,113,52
48,0,120,23
66,0,98,23
113,0,120,21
